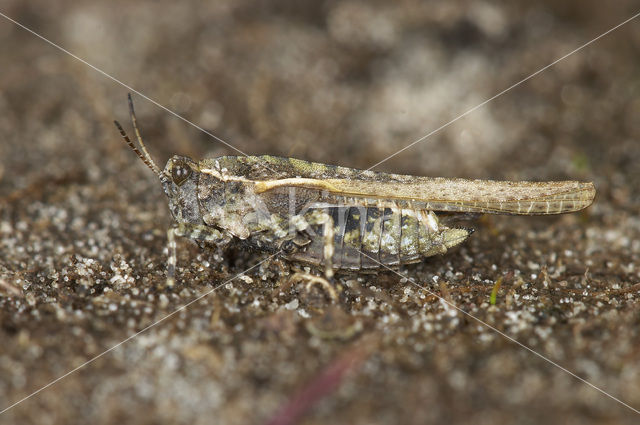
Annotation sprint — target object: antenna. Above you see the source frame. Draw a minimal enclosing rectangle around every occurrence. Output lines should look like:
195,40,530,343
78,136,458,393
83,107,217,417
114,93,163,178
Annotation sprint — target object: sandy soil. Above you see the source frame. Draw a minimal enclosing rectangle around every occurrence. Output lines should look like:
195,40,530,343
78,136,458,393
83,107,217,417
1,1,639,424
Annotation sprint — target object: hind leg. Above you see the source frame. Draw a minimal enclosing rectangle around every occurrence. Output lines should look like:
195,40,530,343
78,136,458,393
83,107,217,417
298,210,336,279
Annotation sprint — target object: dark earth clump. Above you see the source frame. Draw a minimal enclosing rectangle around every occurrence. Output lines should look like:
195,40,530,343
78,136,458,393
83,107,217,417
1,1,639,424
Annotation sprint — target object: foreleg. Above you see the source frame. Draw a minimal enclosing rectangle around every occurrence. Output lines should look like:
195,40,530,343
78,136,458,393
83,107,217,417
165,223,230,287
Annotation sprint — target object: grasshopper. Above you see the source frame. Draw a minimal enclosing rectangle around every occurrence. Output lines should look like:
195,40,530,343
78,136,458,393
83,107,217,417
114,95,595,287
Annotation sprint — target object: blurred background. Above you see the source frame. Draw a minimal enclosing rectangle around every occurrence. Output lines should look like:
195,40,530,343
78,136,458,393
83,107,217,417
1,1,639,424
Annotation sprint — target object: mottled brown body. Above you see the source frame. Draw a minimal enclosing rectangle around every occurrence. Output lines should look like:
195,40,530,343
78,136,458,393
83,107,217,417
165,155,594,273
179,155,472,271
115,96,596,284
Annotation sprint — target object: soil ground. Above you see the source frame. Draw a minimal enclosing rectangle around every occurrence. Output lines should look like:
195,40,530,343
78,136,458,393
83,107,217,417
1,1,639,424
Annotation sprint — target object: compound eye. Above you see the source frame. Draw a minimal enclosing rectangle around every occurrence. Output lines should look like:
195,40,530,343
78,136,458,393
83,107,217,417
171,161,192,186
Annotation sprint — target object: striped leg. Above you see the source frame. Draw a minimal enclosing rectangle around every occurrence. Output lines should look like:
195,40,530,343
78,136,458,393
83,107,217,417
166,227,177,287
166,223,229,287
320,213,335,279
293,210,336,279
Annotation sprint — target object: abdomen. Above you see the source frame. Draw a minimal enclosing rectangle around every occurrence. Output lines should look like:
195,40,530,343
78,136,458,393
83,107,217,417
288,206,469,271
